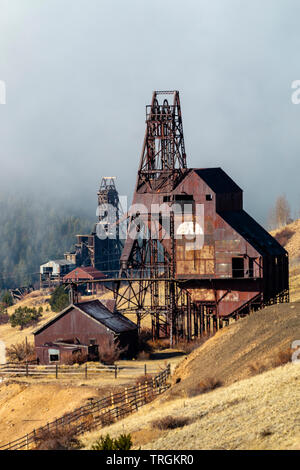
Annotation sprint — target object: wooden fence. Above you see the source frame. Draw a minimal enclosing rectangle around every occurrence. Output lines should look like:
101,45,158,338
0,364,171,451
0,362,160,379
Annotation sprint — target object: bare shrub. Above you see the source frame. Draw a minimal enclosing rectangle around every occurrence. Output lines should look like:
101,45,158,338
272,349,292,367
99,413,115,427
66,351,87,365
135,374,153,385
0,312,9,325
152,415,190,430
268,195,291,229
175,333,212,354
149,338,170,350
34,426,83,450
188,377,223,397
138,328,153,354
99,337,127,365
248,361,269,376
6,341,36,362
248,349,292,377
274,228,294,247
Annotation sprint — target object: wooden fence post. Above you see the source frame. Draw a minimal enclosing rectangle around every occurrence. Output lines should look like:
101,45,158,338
85,364,88,379
55,364,58,379
144,364,147,376
114,365,117,379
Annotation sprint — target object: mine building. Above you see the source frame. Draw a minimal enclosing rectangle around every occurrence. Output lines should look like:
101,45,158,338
63,266,107,295
114,90,289,341
34,299,138,364
39,259,76,289
65,177,123,277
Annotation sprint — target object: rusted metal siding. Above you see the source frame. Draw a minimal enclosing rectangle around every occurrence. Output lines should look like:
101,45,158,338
171,170,287,317
34,307,138,364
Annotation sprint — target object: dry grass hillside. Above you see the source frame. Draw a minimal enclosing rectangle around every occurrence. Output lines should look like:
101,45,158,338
169,302,299,396
271,219,300,301
271,219,300,261
0,291,54,352
81,362,300,450
80,302,300,450
0,380,126,446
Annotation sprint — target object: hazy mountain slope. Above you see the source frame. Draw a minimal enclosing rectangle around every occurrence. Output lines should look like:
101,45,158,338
0,194,93,290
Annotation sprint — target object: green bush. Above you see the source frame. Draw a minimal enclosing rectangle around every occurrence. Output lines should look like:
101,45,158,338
49,285,69,312
91,433,133,450
1,291,13,307
9,306,42,330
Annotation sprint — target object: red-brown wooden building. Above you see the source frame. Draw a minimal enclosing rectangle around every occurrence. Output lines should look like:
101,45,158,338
63,266,106,295
33,299,138,364
121,167,289,321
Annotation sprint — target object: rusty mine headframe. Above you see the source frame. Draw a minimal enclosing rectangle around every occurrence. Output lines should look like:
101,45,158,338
70,91,289,345
69,176,123,276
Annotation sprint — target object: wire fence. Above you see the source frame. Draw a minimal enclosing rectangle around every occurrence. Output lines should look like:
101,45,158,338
0,363,171,450
0,362,161,379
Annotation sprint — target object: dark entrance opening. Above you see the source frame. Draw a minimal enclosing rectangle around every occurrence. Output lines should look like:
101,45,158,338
249,258,254,278
232,257,244,278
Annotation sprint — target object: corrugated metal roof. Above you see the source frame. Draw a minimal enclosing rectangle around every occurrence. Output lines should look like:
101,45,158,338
40,259,75,267
220,210,287,256
34,300,137,335
63,266,106,280
75,300,137,333
194,168,242,194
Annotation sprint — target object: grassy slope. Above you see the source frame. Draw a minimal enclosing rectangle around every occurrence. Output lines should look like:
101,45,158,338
0,291,55,351
81,362,300,450
270,219,300,302
79,301,300,450
0,381,127,446
271,219,300,261
169,302,299,395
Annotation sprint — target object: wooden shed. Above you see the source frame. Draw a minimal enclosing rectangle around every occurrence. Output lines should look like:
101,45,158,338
63,266,107,295
33,300,138,364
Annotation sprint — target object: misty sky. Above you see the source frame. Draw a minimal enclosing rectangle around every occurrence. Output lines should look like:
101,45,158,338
0,0,300,225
